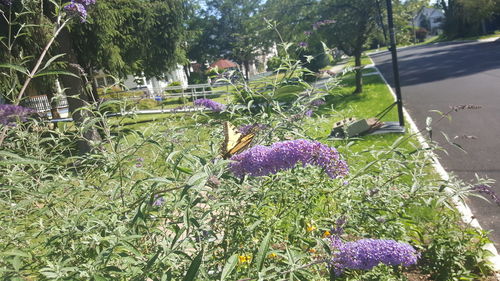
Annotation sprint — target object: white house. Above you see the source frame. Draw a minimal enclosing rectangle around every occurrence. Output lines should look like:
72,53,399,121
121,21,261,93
413,7,445,35
94,64,188,95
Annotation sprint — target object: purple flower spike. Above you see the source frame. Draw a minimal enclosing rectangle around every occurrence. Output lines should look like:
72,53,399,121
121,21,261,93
472,185,500,205
0,0,12,6
305,109,313,117
153,195,165,206
193,98,225,112
310,99,325,107
298,42,309,48
330,238,419,275
237,123,267,135
64,0,96,22
0,104,34,126
229,139,348,179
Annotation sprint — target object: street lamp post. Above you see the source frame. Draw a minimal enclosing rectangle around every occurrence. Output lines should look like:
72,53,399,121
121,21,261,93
386,0,405,127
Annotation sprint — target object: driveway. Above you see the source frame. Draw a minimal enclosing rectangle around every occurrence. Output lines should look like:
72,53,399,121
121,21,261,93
369,40,500,247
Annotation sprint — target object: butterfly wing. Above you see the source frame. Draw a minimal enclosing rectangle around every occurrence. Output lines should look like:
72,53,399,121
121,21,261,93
221,122,257,159
221,122,241,158
225,132,255,159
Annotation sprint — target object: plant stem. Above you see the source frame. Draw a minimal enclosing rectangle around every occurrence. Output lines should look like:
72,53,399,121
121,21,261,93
15,17,70,105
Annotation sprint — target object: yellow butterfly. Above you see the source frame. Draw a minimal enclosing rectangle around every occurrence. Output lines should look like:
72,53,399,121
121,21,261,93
221,122,256,159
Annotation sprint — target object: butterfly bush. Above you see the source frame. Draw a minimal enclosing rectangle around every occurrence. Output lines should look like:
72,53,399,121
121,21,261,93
329,237,419,275
193,98,225,112
229,139,348,179
472,184,500,205
0,104,34,126
64,0,96,21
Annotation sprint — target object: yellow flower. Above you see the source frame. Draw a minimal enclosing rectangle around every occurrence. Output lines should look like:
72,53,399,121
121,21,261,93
308,248,317,254
268,252,278,259
322,230,331,238
238,254,252,264
306,223,316,232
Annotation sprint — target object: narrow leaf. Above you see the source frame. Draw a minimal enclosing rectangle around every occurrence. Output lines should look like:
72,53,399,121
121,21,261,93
254,230,272,272
220,254,238,281
182,249,204,281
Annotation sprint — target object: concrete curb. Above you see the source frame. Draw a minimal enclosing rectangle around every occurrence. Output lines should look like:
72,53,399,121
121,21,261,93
367,57,500,276
366,36,500,56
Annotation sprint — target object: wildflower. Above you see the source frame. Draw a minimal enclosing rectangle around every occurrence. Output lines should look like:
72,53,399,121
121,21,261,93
306,223,316,232
472,184,500,205
305,109,313,117
238,254,251,264
298,42,309,48
0,0,12,6
193,98,225,112
323,230,331,238
304,30,313,36
268,252,278,259
229,139,349,179
152,195,165,206
330,238,419,275
135,157,144,168
0,104,34,126
64,0,96,22
308,248,317,253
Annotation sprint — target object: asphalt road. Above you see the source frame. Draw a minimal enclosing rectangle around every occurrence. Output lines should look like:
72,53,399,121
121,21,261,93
370,40,500,248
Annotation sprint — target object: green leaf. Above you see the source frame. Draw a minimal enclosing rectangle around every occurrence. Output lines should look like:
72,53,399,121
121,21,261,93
0,63,28,75
254,230,272,272
1,250,31,258
182,249,204,281
41,53,66,71
33,70,79,78
220,254,238,281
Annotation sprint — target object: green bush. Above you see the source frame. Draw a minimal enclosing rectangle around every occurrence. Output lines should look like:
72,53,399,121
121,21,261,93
266,56,282,71
188,72,208,84
137,98,158,110
165,81,183,94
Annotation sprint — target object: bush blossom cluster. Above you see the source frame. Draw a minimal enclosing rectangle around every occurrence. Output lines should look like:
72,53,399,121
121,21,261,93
64,0,96,21
229,139,348,179
472,184,500,205
328,237,419,275
193,98,225,112
237,123,267,135
0,104,34,126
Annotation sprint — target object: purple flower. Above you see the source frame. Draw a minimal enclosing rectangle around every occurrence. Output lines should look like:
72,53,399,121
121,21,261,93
298,42,308,48
305,109,313,117
229,139,348,179
0,0,12,6
135,157,144,168
64,2,87,20
64,0,96,21
0,104,34,126
329,238,419,275
304,31,313,36
472,185,500,205
193,98,225,112
310,99,325,107
238,123,267,135
153,195,165,206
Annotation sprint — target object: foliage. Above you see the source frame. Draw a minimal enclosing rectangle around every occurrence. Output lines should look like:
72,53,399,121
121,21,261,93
70,0,187,79
0,17,497,280
266,56,282,72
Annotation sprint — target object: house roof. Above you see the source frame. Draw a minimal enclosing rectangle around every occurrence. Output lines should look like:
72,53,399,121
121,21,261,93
210,59,238,70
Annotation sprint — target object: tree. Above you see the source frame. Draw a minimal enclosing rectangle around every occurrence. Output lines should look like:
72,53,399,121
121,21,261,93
317,0,380,94
189,0,271,80
439,0,499,38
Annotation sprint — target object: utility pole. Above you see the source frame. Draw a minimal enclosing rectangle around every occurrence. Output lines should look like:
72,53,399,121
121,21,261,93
386,0,405,127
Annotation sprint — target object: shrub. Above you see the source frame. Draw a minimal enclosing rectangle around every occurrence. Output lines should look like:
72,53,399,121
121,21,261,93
165,81,183,94
266,56,282,71
137,98,158,110
416,28,428,42
188,72,208,84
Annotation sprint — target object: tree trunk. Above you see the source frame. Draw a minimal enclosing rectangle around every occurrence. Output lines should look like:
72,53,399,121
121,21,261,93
243,60,250,81
354,52,363,94
57,29,101,154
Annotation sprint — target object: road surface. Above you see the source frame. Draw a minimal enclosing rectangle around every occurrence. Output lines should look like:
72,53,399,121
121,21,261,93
370,40,500,247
